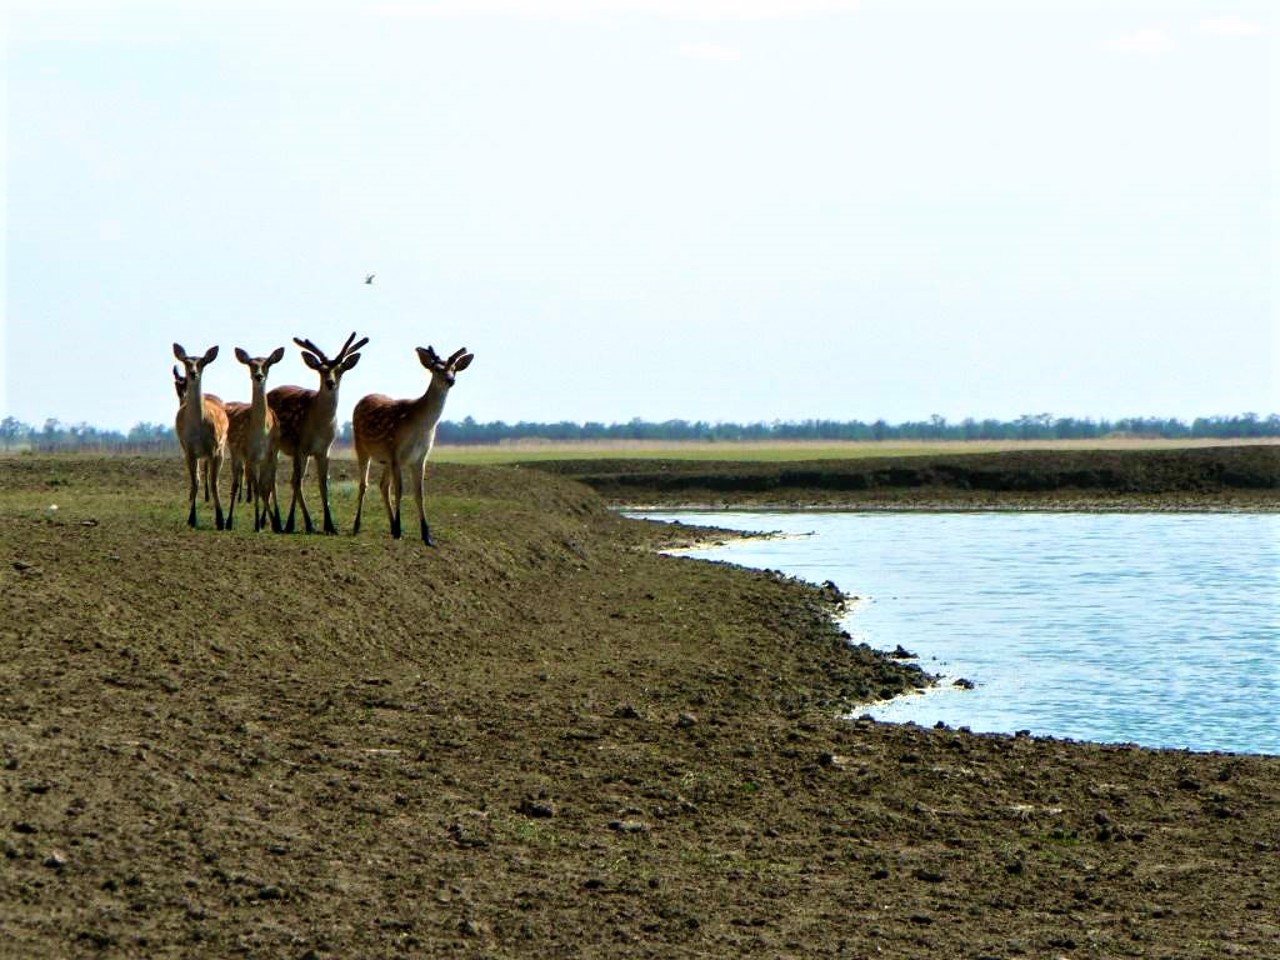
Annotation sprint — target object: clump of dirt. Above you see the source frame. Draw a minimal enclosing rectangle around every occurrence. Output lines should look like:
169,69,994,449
1,454,1277,958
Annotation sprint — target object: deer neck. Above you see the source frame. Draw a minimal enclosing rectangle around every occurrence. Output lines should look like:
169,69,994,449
249,379,271,434
181,372,206,422
413,380,451,431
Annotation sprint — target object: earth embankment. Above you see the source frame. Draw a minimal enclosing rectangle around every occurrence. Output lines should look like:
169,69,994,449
529,443,1279,509
1,452,1277,958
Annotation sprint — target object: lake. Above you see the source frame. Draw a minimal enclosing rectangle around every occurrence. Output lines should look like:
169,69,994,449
639,511,1279,755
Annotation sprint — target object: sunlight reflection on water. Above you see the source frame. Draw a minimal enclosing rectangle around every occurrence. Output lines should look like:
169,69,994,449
640,511,1280,755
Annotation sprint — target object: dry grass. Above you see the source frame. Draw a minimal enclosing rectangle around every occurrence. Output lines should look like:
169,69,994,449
423,436,1277,465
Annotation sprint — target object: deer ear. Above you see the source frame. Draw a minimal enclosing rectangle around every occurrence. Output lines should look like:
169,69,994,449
453,353,475,372
234,347,251,365
268,347,286,365
301,351,323,372
201,345,219,366
416,347,437,369
340,352,361,372
173,343,187,361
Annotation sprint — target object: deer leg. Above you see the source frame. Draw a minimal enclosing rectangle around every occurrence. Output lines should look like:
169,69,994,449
414,460,434,546
316,453,337,535
352,454,370,535
210,454,225,531
284,455,304,533
390,464,404,540
265,458,282,533
226,462,239,530
377,466,394,536
185,453,199,528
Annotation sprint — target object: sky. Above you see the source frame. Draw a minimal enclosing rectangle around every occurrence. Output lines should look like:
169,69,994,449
4,0,1276,432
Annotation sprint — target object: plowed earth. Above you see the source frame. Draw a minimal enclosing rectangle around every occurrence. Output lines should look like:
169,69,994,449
1,451,1277,959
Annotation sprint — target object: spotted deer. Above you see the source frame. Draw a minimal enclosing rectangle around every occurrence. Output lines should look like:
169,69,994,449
352,346,474,545
267,332,368,534
172,344,229,529
226,347,285,532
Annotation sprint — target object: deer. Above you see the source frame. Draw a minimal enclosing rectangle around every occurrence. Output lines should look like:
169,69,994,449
352,346,474,545
172,344,229,529
177,365,254,504
267,332,369,534
173,365,215,503
226,347,285,532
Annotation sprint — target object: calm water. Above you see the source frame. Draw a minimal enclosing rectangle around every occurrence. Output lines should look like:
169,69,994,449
642,511,1280,755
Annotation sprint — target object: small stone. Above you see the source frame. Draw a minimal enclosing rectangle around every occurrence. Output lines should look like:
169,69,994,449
519,798,556,819
612,704,643,720
676,713,698,728
608,820,649,834
44,851,68,870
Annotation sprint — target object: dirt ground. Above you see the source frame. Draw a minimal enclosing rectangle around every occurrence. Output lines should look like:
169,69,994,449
1,452,1277,959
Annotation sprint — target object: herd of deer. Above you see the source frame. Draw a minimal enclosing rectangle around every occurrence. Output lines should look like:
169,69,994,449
171,332,474,546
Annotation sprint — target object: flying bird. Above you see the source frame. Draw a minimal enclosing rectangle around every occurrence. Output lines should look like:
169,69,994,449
364,273,375,285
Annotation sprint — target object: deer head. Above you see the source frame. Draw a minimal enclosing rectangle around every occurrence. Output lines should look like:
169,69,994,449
173,365,188,401
294,332,369,393
235,346,286,384
416,346,475,389
173,344,219,390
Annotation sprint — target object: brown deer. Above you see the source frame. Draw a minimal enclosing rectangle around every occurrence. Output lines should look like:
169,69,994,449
172,344,229,529
352,346,474,545
177,364,254,504
267,332,368,534
173,365,215,503
226,347,285,532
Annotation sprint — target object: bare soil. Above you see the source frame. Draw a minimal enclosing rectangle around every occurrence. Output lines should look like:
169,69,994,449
1,451,1277,959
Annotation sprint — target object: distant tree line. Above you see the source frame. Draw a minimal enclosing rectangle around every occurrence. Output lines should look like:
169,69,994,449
431,413,1280,445
3,412,1277,453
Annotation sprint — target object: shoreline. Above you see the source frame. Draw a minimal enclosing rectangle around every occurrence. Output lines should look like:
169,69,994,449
622,496,1279,513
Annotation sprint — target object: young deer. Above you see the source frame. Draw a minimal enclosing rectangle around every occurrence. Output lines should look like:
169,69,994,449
173,365,216,503
226,347,285,532
267,332,368,534
178,364,256,504
172,344,229,529
352,346,474,545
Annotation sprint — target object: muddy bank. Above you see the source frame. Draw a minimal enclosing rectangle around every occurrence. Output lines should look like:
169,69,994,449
529,444,1280,510
1,454,1277,958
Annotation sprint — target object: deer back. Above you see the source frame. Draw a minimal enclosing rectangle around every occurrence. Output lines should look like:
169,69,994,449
267,385,323,457
353,394,425,461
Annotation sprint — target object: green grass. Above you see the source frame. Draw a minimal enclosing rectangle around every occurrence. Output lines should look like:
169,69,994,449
422,437,1250,466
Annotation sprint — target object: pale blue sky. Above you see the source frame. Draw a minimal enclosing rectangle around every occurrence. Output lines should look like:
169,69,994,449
4,0,1275,431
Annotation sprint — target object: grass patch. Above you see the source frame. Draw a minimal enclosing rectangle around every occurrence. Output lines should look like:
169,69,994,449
422,437,1269,466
